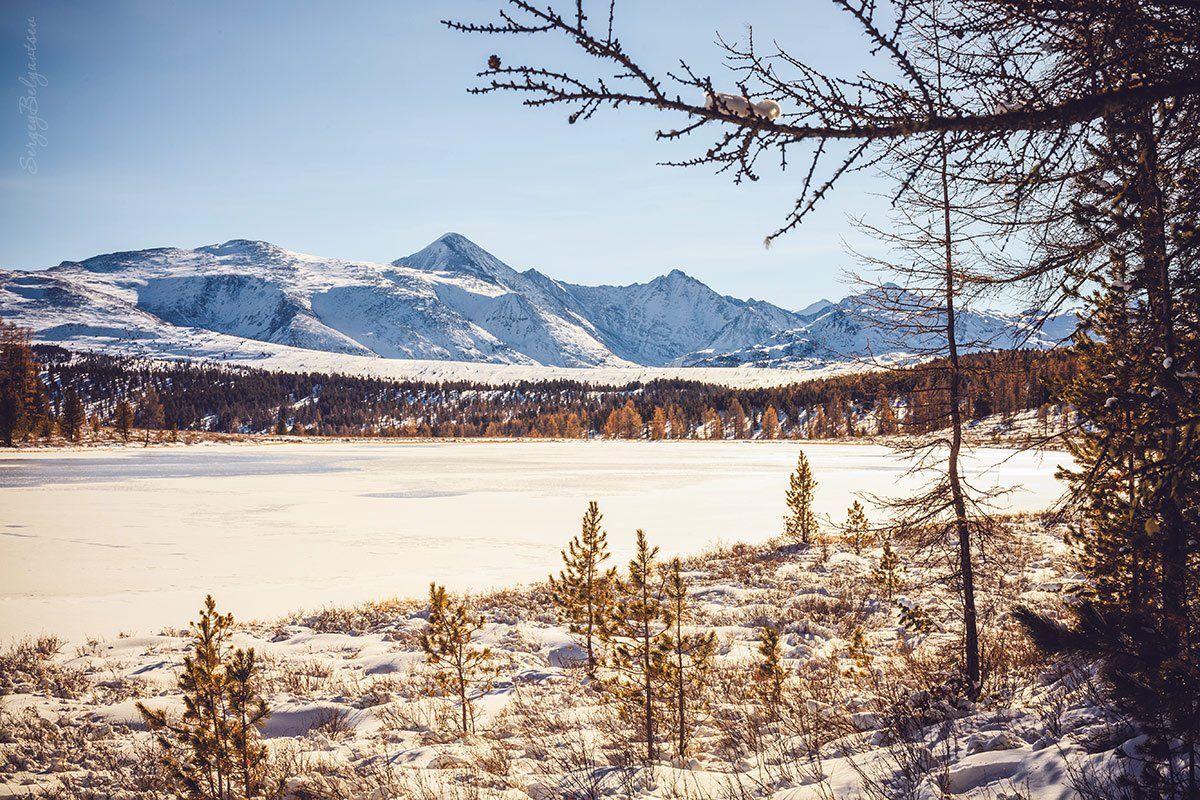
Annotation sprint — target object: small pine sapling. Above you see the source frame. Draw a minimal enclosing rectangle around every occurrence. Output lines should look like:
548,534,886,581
843,500,871,555
872,538,903,600
756,626,786,721
784,452,818,545
421,583,500,737
606,529,669,764
846,626,873,676
897,600,935,637
548,501,616,673
225,648,270,797
138,595,271,800
659,558,717,758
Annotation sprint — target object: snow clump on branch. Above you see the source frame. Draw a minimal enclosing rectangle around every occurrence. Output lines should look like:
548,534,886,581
704,92,782,120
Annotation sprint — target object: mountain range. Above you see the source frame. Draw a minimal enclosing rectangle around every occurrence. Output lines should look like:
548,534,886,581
0,233,1073,372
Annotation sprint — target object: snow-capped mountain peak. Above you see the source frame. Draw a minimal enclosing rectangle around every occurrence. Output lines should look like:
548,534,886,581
0,234,1075,373
797,298,834,318
196,239,290,261
393,232,517,283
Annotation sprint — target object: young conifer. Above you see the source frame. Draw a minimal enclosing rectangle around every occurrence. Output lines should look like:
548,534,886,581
659,558,716,758
140,386,165,446
61,389,86,442
650,406,667,440
548,501,615,673
760,405,781,439
138,595,270,800
846,626,873,676
784,451,818,545
843,500,870,555
607,529,669,763
421,583,499,737
872,539,903,600
225,648,270,797
756,626,786,721
113,399,134,442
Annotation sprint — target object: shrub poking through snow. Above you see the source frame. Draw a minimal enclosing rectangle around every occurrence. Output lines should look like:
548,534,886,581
137,594,271,800
548,501,616,673
784,451,818,545
846,626,873,677
0,636,87,699
420,583,500,737
898,601,935,636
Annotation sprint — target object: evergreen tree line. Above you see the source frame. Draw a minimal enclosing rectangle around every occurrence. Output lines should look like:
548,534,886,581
2,338,1077,444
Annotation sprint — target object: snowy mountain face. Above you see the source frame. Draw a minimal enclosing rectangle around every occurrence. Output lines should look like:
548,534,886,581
0,234,1074,371
680,284,1076,368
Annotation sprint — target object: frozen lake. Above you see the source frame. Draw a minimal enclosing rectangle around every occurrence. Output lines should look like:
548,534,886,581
0,441,1069,640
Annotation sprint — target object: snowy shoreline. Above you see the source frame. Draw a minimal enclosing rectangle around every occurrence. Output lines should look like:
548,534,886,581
1,422,1069,455
0,516,1117,800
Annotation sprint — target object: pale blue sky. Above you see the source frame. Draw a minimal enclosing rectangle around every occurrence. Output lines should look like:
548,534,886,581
1,1,895,309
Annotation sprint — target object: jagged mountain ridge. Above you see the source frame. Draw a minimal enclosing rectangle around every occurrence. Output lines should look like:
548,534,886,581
681,284,1076,368
0,233,1073,370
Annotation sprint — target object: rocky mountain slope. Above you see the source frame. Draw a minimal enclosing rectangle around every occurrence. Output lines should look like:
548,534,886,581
682,285,1076,368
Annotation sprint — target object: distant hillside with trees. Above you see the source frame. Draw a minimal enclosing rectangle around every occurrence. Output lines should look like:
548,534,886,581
0,329,1077,444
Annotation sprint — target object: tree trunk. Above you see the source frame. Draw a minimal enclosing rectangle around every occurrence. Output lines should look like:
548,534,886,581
585,561,596,673
457,657,469,736
642,590,655,763
676,619,686,758
1135,109,1186,638
939,134,980,698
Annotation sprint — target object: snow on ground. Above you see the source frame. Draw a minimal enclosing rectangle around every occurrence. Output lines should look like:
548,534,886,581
0,441,1069,641
219,347,877,389
41,329,879,388
0,516,1126,799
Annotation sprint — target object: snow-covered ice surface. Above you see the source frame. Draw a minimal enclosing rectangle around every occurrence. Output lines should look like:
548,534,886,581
0,441,1068,641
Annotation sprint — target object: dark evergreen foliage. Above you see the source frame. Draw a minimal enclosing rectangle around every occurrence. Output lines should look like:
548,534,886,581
28,346,1076,441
